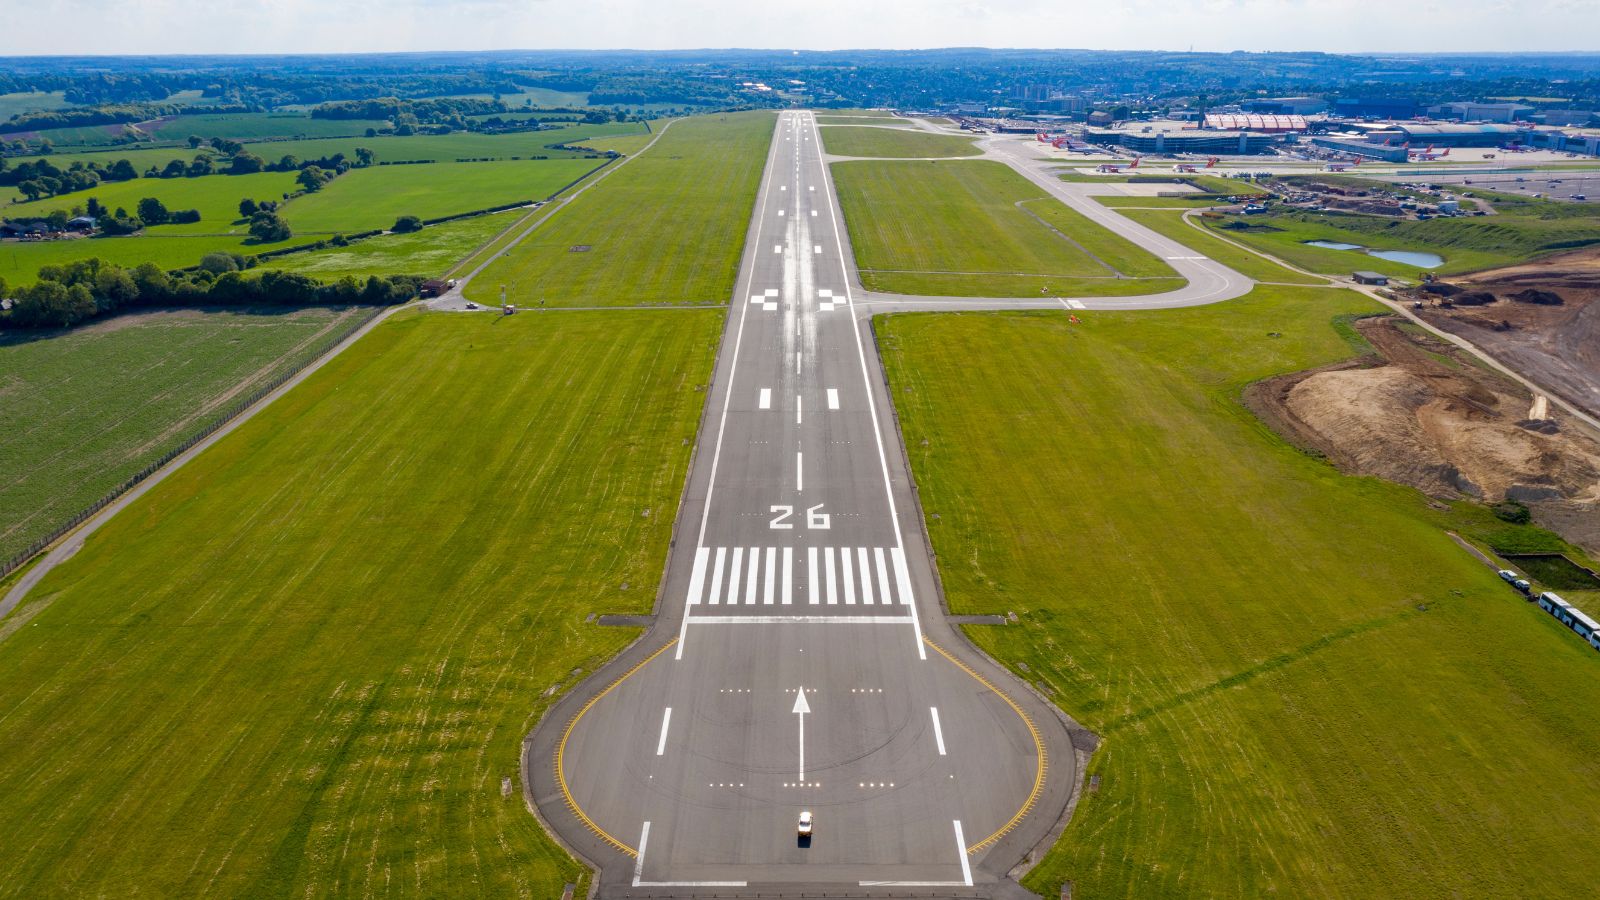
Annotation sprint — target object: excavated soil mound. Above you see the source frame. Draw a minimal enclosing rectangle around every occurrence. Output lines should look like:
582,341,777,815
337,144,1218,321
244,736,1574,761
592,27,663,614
1246,316,1600,553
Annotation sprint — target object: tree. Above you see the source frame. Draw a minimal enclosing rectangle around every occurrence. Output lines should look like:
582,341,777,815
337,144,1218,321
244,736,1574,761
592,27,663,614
275,155,299,172
355,146,375,167
392,214,423,233
248,210,292,242
161,159,187,178
131,262,169,302
136,197,170,226
238,198,258,218
37,138,53,155
364,127,378,138
187,156,215,177
45,210,70,231
17,180,44,201
296,166,333,192
187,135,204,149
87,197,105,218
199,251,240,273
229,153,264,175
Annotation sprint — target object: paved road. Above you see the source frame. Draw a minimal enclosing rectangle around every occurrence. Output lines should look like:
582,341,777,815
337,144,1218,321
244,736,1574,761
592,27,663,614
528,111,1090,898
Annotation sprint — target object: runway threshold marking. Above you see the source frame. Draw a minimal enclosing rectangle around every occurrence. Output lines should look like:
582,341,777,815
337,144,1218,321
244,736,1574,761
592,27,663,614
925,637,1047,855
555,639,679,857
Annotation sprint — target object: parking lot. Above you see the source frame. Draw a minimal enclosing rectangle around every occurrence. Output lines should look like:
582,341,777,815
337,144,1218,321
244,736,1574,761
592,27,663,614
1388,171,1600,203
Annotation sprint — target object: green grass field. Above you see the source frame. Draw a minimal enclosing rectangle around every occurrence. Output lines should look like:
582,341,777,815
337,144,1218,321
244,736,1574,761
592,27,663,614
264,211,519,280
149,113,392,142
0,234,323,284
0,306,721,897
5,121,647,172
466,112,774,307
878,288,1600,898
4,170,301,236
284,159,603,233
0,90,72,120
0,306,366,563
820,126,979,158
833,159,1182,296
1115,208,1328,285
1199,207,1600,277
815,116,915,127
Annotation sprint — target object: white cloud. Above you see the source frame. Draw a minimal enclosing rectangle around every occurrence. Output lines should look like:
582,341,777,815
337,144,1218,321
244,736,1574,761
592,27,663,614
2,0,1597,54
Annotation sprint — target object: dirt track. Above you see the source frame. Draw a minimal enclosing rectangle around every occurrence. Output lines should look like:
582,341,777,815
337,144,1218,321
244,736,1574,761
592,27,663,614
1247,316,1600,553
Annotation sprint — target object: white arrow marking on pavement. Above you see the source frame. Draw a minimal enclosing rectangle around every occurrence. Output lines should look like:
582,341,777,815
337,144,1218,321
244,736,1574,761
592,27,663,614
793,687,811,781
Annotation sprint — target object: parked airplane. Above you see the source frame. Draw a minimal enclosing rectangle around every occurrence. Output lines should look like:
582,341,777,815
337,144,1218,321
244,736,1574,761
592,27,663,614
1175,157,1218,173
1325,158,1362,172
1096,157,1140,173
1408,144,1450,161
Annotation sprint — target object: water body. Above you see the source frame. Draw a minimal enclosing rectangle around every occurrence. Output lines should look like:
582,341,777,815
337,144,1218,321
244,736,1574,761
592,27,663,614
1305,240,1443,269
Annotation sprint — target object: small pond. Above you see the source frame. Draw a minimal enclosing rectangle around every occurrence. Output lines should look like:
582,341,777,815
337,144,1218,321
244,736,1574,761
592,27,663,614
1304,240,1443,269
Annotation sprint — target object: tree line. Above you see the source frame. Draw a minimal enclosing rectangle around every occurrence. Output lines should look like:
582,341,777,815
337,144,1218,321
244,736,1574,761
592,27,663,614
1,145,369,203
0,256,422,330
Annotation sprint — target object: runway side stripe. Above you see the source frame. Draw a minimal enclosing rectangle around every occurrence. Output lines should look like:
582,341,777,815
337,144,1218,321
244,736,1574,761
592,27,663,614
892,548,915,606
687,547,710,605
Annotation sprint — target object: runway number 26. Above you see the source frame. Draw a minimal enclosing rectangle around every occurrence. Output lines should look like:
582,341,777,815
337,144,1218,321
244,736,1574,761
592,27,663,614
769,504,831,530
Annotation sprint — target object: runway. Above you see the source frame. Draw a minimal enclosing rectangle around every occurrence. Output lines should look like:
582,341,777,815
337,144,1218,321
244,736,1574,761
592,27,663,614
527,112,1208,897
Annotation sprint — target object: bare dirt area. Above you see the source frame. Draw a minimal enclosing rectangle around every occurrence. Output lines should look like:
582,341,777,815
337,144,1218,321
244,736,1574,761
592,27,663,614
1247,316,1600,553
1407,246,1600,422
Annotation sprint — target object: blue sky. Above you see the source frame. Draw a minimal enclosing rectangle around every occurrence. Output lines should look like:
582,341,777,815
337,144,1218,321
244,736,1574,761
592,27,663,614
3,0,1598,55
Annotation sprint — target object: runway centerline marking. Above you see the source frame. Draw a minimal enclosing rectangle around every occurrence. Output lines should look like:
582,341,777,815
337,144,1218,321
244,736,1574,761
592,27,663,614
930,707,946,755
796,451,803,492
656,708,672,756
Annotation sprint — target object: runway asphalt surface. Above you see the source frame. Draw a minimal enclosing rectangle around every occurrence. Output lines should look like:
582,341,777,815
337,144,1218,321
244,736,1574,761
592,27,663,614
525,113,1250,898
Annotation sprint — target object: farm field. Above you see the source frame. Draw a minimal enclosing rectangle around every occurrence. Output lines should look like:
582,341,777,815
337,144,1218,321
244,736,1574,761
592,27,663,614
285,158,604,232
466,111,773,307
833,159,1182,296
0,306,722,897
0,306,367,563
148,113,392,141
820,126,978,158
878,287,1600,899
1115,208,1328,284
0,90,72,120
4,170,301,235
263,210,519,280
4,120,646,171
0,234,322,284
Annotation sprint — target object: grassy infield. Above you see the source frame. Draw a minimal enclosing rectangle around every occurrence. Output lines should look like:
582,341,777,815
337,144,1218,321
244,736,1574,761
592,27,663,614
833,159,1183,296
5,110,1599,899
